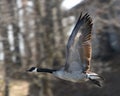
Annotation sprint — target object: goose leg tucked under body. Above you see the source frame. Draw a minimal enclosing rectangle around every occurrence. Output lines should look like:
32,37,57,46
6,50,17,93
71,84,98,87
27,13,104,87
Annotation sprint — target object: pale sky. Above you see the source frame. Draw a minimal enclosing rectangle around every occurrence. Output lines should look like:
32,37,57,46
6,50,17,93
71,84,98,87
61,0,83,10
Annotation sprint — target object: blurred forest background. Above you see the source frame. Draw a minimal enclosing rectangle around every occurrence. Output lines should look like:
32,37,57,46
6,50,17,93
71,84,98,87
0,0,120,96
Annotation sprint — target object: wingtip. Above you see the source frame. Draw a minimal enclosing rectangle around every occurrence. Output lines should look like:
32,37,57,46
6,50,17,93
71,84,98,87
76,12,92,28
79,12,92,25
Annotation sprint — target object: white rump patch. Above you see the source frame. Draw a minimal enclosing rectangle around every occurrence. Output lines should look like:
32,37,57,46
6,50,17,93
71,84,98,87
87,72,100,79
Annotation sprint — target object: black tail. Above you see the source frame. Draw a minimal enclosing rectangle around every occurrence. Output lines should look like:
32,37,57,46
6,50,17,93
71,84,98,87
89,78,103,87
27,67,57,74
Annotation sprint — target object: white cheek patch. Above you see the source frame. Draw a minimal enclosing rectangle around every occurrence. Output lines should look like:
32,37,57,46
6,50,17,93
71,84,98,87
32,68,37,72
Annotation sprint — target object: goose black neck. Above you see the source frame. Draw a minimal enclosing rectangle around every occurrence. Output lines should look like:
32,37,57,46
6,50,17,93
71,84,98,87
37,68,57,73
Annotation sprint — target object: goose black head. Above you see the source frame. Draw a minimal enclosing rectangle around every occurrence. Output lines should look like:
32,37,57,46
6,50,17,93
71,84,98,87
27,67,37,72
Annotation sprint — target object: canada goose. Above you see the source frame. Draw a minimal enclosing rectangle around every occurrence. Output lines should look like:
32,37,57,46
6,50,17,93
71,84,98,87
27,13,103,87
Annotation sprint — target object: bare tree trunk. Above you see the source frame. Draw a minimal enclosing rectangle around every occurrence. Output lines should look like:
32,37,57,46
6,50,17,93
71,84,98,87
33,0,43,65
21,0,32,67
8,0,22,67
0,0,14,96
13,24,22,66
0,26,12,96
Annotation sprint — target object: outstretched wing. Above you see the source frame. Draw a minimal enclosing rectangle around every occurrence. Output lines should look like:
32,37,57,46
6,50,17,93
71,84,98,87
65,13,93,72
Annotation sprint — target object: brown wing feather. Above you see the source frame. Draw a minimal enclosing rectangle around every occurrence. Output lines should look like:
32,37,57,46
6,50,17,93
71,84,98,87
65,13,93,72
83,42,91,72
79,15,92,72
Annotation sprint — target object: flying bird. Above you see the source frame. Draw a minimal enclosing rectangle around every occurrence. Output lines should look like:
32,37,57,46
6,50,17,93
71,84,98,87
27,13,103,87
